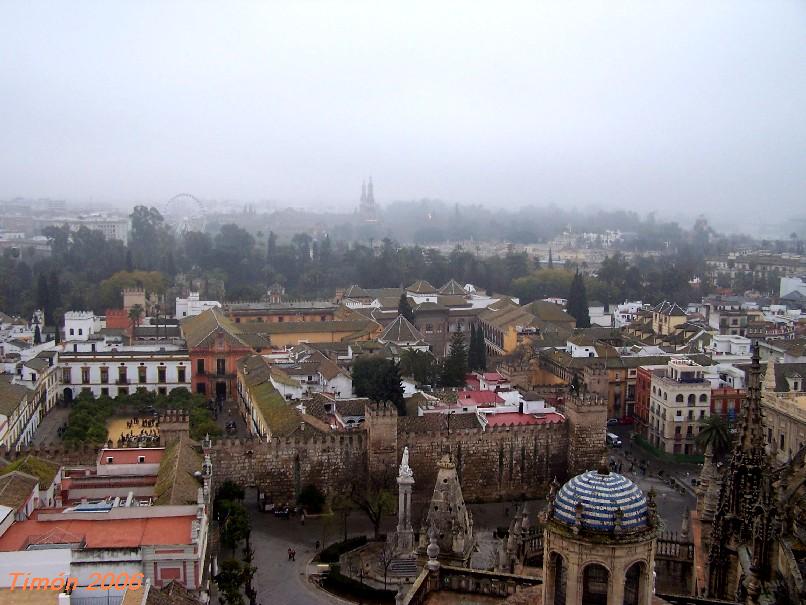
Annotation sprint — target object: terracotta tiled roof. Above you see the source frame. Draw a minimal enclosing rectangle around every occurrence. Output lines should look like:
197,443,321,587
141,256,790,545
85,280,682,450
379,315,426,344
0,456,60,489
153,437,203,506
406,280,437,294
439,279,466,295
0,472,37,511
398,413,481,433
527,300,576,325
0,375,28,416
0,513,197,551
180,307,250,349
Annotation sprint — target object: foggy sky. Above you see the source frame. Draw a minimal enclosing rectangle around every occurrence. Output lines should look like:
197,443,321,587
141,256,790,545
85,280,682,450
1,1,804,219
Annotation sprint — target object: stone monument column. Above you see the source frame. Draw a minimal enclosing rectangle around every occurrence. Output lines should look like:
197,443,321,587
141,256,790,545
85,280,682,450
396,446,415,554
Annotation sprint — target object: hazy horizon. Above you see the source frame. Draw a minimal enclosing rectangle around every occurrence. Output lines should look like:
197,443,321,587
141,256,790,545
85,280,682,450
1,2,804,221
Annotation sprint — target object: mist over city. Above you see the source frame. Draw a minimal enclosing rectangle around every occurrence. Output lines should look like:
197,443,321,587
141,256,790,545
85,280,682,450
0,3,805,605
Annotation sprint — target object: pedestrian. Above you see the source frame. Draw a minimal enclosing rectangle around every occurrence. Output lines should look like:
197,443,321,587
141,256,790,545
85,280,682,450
287,547,292,561
291,549,296,561
315,540,320,550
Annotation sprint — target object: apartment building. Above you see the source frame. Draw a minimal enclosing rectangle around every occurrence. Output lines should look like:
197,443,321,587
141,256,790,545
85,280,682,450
647,359,711,455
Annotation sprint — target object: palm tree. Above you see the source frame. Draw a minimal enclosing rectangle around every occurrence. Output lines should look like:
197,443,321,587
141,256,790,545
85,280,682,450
696,414,731,460
128,304,144,345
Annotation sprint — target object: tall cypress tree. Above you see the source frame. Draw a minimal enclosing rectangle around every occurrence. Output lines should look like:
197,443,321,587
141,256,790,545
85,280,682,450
441,331,468,387
33,324,42,345
468,325,479,371
478,329,487,371
567,271,591,328
398,293,415,323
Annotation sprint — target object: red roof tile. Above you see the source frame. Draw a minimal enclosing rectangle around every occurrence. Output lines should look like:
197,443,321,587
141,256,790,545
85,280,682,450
457,390,503,405
0,515,195,551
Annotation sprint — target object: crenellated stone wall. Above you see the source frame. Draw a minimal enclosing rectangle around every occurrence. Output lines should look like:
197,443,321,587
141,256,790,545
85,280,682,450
203,432,367,503
202,392,606,504
399,423,569,503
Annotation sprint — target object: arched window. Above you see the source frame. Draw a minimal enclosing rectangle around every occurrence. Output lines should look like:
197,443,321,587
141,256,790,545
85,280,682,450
624,561,646,605
676,394,684,403
547,552,567,605
688,394,696,405
699,393,708,402
652,386,656,395
582,563,609,605
663,392,667,401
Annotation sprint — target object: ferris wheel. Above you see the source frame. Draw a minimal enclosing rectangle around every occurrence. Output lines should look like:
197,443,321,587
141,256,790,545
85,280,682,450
163,193,207,233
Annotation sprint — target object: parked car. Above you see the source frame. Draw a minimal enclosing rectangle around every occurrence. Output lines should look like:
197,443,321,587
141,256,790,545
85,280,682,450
618,416,635,425
606,418,619,426
606,432,623,448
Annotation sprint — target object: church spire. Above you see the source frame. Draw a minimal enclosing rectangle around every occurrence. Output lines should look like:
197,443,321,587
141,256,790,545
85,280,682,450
738,344,766,454
361,180,366,204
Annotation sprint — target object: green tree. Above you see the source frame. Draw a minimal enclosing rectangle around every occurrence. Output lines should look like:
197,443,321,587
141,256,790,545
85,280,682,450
467,325,480,371
567,271,591,328
397,293,415,323
219,500,250,555
33,324,42,345
696,414,732,460
476,326,487,372
399,349,439,386
215,559,247,605
352,356,405,414
351,482,395,539
441,331,468,387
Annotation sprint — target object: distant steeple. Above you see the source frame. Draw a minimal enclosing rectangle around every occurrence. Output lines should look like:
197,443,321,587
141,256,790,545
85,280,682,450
367,176,374,204
360,181,367,204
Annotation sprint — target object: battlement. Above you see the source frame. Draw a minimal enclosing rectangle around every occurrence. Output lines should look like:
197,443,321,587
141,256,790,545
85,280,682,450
64,310,95,320
122,287,145,294
159,409,189,424
566,391,607,409
0,442,102,466
365,401,399,417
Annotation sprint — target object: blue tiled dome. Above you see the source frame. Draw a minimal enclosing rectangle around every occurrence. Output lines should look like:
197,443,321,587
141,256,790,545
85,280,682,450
553,470,648,532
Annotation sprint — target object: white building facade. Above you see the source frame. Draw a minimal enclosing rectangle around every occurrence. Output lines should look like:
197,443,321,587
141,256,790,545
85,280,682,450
59,349,191,400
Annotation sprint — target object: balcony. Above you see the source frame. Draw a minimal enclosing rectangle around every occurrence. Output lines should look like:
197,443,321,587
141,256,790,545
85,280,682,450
116,379,130,385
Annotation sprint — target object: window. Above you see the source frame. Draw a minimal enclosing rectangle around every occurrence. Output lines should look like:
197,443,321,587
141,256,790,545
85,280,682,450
178,367,186,383
81,368,90,385
675,426,681,434
101,388,109,397
217,359,226,375
700,410,706,418
78,328,83,335
118,368,127,384
768,428,773,443
196,359,205,374
424,323,434,334
69,328,74,336
100,367,108,384
699,393,708,402
62,368,72,384
688,410,693,420
676,394,684,402
138,456,145,464
688,394,696,405
107,457,114,464
780,434,785,450
158,367,166,384
158,387,167,396
196,382,206,394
